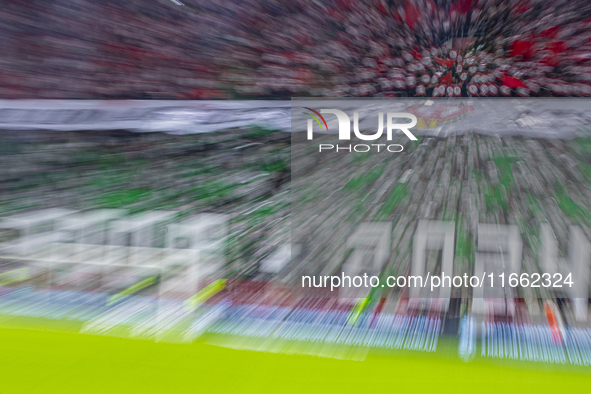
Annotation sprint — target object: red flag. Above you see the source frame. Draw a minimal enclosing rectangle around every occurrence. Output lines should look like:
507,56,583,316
501,75,528,89
510,40,534,59
435,56,455,68
450,0,472,15
441,71,453,85
404,2,421,29
547,41,566,54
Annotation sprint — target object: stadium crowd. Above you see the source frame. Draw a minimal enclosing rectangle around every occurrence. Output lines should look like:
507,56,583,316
2,0,591,99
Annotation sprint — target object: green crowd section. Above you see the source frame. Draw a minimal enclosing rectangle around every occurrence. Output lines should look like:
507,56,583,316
0,127,290,279
4,126,591,292
292,132,591,299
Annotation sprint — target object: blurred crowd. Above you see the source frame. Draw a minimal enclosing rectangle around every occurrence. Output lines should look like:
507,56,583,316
3,0,591,99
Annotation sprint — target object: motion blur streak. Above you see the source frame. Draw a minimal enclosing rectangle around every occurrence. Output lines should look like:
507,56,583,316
4,0,591,386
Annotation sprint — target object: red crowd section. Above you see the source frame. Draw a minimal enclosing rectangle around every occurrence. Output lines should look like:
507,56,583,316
2,0,591,99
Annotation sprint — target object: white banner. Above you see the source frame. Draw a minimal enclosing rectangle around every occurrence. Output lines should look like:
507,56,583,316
1,99,590,138
0,100,291,134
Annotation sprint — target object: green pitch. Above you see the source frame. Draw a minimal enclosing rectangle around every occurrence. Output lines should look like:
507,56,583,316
1,326,590,393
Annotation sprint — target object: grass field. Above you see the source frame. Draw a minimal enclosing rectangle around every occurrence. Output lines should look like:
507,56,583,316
1,323,591,393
